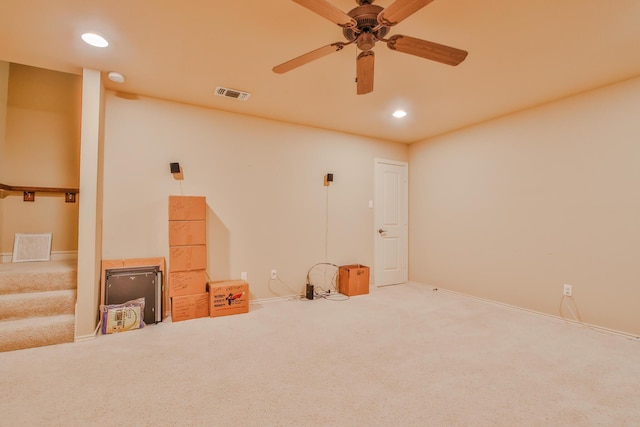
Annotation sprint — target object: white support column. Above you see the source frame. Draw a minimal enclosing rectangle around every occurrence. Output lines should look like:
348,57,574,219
75,69,104,340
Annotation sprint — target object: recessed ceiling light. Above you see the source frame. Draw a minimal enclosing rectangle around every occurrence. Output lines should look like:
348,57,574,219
392,110,407,118
81,33,109,48
107,72,125,83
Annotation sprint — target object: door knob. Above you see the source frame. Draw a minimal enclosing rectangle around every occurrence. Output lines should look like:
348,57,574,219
378,228,387,234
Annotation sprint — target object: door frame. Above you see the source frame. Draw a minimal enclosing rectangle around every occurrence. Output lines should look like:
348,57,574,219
373,158,408,287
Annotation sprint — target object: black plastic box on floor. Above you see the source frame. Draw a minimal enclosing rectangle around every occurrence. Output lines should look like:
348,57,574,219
105,266,162,325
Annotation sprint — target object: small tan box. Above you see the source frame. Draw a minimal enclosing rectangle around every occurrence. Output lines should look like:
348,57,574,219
171,292,209,322
338,264,370,296
208,280,249,318
168,220,206,246
169,270,207,297
169,245,207,272
168,196,206,221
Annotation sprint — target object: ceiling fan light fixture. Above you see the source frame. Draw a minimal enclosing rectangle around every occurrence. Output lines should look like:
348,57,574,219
357,33,376,51
81,32,109,48
393,110,407,118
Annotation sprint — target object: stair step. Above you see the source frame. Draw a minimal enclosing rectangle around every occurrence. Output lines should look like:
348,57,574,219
0,290,76,321
0,314,75,352
0,260,77,295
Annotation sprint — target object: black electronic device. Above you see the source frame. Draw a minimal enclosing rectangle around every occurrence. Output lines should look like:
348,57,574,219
170,162,181,174
306,283,314,300
105,266,162,325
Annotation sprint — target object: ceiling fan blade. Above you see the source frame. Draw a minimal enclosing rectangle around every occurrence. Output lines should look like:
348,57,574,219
292,0,357,28
356,51,374,95
377,0,435,26
387,35,468,66
273,43,346,74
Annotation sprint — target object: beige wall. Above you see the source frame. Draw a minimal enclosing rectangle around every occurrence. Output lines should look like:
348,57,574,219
102,92,408,300
409,76,640,336
1,63,81,253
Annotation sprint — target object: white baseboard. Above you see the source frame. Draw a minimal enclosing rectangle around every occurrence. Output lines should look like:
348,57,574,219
406,281,639,340
251,294,302,304
1,250,78,263
74,333,97,343
405,280,437,289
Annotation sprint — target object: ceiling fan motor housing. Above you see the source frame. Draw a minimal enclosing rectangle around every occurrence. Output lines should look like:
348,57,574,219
343,4,389,49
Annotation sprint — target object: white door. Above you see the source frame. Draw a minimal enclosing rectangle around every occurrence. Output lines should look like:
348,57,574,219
374,159,408,287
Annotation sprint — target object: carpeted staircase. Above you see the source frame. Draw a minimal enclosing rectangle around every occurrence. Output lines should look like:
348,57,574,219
0,260,76,352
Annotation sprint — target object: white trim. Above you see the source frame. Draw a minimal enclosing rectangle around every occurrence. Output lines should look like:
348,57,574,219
74,334,97,343
1,250,78,263
406,281,640,340
374,157,408,167
250,294,302,305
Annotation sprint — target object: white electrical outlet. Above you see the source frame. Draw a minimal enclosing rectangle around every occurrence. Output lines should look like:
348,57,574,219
241,272,247,281
271,269,277,280
563,284,572,297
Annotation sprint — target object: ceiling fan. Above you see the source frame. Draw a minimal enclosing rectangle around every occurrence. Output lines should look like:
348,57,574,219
273,0,468,95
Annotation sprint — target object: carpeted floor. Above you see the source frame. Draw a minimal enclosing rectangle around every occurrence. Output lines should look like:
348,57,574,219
1,283,639,426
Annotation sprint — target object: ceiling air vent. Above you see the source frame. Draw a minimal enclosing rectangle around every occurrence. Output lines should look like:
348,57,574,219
214,86,251,101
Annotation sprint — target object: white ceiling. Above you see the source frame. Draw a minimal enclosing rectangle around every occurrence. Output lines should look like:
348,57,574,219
1,0,640,143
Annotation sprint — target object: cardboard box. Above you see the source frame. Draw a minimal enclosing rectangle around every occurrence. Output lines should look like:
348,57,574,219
168,220,206,246
171,292,209,322
169,270,208,297
208,280,249,318
339,264,370,296
168,196,206,221
169,245,207,272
